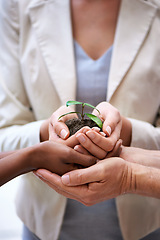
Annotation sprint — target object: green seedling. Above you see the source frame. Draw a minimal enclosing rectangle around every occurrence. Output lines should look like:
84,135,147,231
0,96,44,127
58,100,103,129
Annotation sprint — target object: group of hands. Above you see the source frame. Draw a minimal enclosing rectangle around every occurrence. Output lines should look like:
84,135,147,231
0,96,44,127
33,102,151,205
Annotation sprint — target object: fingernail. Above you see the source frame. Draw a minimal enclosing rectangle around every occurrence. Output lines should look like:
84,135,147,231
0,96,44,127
74,145,84,154
100,132,106,137
76,133,86,143
60,129,68,139
92,127,100,132
82,127,90,133
62,175,70,185
106,126,111,136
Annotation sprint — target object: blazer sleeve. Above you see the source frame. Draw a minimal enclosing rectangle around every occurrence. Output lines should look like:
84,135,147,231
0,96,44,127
129,113,160,150
0,0,43,151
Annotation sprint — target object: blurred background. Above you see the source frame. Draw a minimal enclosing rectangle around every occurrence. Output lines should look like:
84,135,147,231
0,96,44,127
0,177,22,240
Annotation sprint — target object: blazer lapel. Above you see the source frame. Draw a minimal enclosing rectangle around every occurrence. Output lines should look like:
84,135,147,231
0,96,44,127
107,0,157,101
28,0,76,104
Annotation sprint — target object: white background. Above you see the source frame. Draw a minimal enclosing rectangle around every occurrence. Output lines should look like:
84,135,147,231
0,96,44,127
0,177,22,240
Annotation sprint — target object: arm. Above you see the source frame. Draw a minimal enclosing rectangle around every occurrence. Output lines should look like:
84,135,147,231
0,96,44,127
120,145,160,168
35,152,160,205
0,141,96,187
130,162,160,199
0,1,43,151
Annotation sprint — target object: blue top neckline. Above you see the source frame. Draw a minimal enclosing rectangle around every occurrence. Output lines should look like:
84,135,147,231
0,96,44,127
74,40,113,62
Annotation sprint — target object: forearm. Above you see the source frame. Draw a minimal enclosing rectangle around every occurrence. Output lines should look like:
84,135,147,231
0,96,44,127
139,149,160,169
0,151,17,159
129,162,160,199
0,147,35,186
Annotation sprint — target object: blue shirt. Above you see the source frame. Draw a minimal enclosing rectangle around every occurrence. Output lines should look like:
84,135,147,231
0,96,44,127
58,41,123,240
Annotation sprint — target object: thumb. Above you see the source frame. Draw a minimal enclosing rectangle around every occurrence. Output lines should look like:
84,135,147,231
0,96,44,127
61,164,102,186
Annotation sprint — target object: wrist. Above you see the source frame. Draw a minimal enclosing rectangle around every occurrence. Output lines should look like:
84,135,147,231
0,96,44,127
19,146,38,172
120,116,132,146
28,142,50,170
128,162,160,198
26,144,43,170
121,161,136,194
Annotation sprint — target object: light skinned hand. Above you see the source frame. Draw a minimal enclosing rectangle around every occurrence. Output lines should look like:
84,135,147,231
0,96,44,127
92,102,122,150
40,105,78,142
49,105,78,141
44,102,123,156
74,130,122,159
93,102,132,146
47,101,122,143
35,157,133,206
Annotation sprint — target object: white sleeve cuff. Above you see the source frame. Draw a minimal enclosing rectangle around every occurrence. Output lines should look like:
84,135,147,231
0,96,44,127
0,120,44,151
129,118,160,150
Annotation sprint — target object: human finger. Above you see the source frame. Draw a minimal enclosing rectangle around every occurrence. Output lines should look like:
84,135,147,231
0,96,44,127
61,161,105,186
49,123,60,141
74,145,90,155
50,105,78,140
86,130,110,152
63,126,91,148
92,102,121,137
103,121,122,151
107,139,122,158
66,148,96,167
76,133,107,159
102,109,121,137
91,127,101,133
88,121,122,152
34,170,89,204
92,127,106,137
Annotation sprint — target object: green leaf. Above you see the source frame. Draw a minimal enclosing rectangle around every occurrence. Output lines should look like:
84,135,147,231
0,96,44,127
85,113,103,129
66,101,83,107
58,111,81,120
84,103,100,114
66,101,100,115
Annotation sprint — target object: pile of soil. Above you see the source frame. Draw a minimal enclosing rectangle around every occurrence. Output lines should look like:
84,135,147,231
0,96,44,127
65,118,101,136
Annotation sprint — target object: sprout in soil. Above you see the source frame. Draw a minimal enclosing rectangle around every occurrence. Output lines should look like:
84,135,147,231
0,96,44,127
58,100,103,129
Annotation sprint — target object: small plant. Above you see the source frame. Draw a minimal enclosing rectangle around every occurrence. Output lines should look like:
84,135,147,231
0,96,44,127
58,100,103,129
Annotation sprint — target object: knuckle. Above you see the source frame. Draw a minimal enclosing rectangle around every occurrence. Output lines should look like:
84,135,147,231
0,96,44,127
98,151,107,160
89,157,96,165
97,162,106,177
85,157,96,167
64,147,72,158
84,139,92,149
76,172,84,184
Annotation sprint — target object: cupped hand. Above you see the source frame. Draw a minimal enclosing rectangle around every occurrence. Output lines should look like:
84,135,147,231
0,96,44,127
35,157,132,205
49,105,78,141
33,141,96,176
40,105,78,142
92,102,122,150
74,129,122,159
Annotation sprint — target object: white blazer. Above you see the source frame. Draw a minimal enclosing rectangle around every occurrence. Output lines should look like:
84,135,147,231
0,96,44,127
0,0,160,239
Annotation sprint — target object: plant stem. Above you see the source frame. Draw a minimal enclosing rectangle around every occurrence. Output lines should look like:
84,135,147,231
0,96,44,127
82,103,85,120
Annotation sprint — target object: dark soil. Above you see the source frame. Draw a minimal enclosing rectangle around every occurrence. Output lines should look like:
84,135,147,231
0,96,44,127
65,118,101,136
